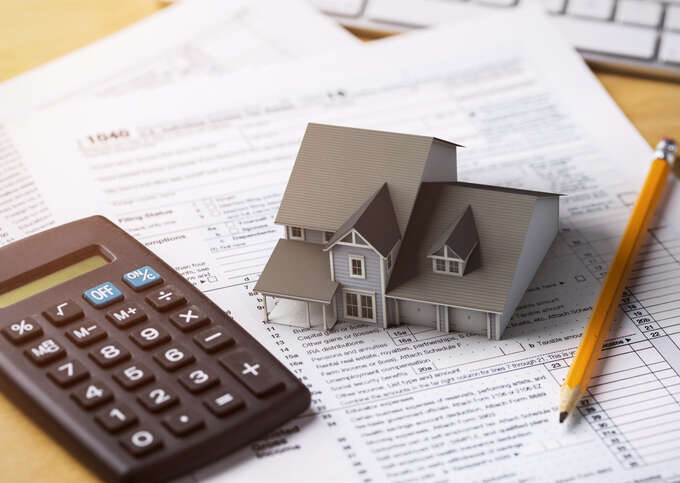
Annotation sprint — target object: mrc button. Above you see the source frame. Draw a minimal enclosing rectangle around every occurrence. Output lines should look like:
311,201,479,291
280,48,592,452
122,266,163,292
84,282,123,308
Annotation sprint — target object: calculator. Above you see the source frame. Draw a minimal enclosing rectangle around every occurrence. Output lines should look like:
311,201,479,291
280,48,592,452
0,216,310,482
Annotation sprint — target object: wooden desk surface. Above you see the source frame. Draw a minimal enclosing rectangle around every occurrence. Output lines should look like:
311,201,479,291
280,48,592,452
0,1,678,481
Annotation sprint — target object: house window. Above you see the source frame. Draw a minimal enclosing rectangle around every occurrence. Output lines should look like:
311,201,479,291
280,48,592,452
345,292,359,317
448,260,460,274
434,259,447,273
387,253,392,270
288,226,304,240
344,291,376,322
349,254,365,279
324,231,334,242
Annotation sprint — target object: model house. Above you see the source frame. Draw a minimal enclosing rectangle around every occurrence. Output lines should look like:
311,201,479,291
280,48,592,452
254,124,560,340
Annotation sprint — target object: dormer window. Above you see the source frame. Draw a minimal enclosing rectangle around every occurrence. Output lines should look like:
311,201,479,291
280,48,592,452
432,254,463,276
428,205,480,277
288,226,304,240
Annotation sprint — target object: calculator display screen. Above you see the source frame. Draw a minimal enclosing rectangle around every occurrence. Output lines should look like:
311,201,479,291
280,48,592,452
0,254,109,308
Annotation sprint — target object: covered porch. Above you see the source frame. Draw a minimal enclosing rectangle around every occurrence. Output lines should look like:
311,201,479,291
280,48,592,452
254,238,340,331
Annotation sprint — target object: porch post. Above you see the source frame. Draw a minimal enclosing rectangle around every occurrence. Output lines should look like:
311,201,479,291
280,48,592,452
263,295,269,323
306,302,311,328
322,304,328,331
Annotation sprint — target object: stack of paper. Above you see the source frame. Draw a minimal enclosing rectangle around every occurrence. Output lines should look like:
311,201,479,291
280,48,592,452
3,2,680,482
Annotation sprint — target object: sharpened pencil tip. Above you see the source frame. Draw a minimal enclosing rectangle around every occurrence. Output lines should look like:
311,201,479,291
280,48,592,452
559,412,568,423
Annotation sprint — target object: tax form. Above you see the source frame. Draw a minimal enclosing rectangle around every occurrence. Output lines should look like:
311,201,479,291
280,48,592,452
7,10,680,482
0,0,356,236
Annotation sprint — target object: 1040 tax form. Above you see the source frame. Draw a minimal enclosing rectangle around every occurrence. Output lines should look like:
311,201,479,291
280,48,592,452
8,11,680,482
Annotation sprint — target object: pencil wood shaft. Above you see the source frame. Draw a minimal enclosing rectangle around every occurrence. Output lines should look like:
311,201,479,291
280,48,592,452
559,157,671,419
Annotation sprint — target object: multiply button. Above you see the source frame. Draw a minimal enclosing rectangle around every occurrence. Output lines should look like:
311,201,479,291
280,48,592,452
106,303,147,329
146,285,185,312
84,282,123,309
218,349,284,397
169,305,209,332
123,266,163,292
25,338,66,366
43,300,83,326
2,317,42,345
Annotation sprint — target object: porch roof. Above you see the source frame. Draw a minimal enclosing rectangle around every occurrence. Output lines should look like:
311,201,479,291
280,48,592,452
254,239,339,304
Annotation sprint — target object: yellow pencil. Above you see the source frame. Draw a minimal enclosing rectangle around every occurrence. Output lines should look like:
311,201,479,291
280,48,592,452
559,138,677,423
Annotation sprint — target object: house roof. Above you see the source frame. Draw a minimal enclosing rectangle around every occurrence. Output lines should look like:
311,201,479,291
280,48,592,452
325,183,400,257
387,182,559,313
275,123,460,235
254,239,339,303
428,205,479,260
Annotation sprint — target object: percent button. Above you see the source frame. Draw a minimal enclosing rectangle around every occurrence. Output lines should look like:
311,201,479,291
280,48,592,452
2,317,43,345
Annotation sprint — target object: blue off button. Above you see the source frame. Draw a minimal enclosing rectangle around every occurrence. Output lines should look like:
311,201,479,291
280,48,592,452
122,266,163,291
84,282,123,308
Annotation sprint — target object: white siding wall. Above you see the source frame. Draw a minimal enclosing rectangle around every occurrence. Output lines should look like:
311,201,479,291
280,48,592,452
332,244,383,325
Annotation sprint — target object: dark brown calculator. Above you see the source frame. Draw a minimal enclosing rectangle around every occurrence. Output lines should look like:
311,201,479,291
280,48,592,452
0,216,310,482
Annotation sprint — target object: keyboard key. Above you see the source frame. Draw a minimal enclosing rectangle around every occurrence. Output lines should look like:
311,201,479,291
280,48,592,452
122,265,163,292
43,300,83,326
66,322,107,347
567,0,614,20
146,285,186,312
615,0,662,27
169,305,209,332
121,429,163,457
553,16,658,59
178,367,219,394
90,341,131,368
113,363,155,390
84,282,124,308
219,349,284,397
153,345,195,371
193,327,234,353
25,338,66,366
71,381,114,409
660,32,680,64
162,409,204,437
47,359,89,387
310,0,365,17
130,325,171,350
138,385,179,413
2,317,42,344
106,303,147,329
666,6,680,32
95,404,137,433
204,390,245,417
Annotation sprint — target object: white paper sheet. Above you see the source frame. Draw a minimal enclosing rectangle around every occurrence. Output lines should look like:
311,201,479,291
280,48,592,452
6,10,680,482
0,215,23,247
0,0,356,236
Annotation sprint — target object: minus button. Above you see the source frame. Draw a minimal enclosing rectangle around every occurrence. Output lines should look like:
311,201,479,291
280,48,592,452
193,326,233,354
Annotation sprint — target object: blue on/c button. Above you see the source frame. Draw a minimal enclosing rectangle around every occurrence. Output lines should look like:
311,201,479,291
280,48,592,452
122,266,163,291
84,282,123,308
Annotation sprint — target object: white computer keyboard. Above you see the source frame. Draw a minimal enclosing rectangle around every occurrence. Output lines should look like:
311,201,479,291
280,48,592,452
312,0,680,80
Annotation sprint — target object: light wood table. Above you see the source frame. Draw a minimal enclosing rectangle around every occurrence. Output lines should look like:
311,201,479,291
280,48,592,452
0,1,678,481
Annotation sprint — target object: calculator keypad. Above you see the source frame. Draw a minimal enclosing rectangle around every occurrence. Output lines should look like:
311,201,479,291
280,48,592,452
138,385,178,413
169,305,209,332
163,409,204,437
25,338,66,365
219,349,284,397
178,367,219,393
43,300,83,326
66,322,107,347
154,345,195,371
96,404,138,433
146,285,185,312
72,381,114,409
48,359,90,387
90,341,131,368
193,327,233,353
130,325,170,350
123,266,163,292
106,303,147,329
121,429,163,457
84,282,124,309
113,363,155,390
204,390,245,417
2,317,43,344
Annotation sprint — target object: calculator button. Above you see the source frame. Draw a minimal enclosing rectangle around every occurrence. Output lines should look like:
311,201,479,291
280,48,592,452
71,381,114,409
48,360,89,387
122,266,163,292
163,409,204,437
106,303,147,329
89,342,131,368
153,345,195,372
65,322,107,347
121,429,163,457
145,285,186,312
169,305,209,332
25,338,66,366
219,349,284,397
113,363,155,390
2,317,42,345
129,325,170,350
95,404,138,433
193,327,234,354
138,385,179,413
204,390,245,417
43,300,83,326
178,367,219,394
84,282,123,309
